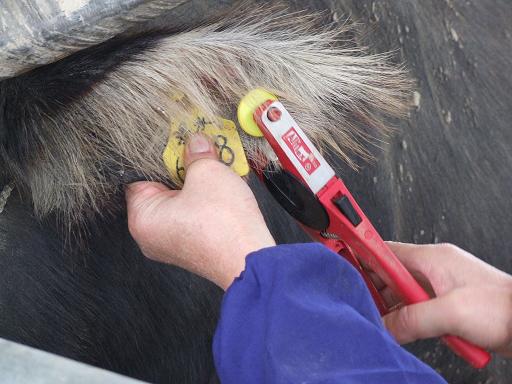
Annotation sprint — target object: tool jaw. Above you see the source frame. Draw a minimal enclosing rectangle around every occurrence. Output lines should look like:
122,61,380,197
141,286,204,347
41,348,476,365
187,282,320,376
237,88,277,137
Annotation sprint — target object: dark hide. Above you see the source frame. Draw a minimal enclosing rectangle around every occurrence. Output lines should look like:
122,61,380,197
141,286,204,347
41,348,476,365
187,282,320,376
0,175,223,383
0,1,511,384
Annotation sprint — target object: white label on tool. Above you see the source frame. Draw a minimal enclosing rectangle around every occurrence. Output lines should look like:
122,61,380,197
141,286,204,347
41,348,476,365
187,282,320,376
261,101,335,194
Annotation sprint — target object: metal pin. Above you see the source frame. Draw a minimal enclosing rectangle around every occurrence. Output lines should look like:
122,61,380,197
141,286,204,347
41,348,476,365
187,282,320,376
267,107,282,122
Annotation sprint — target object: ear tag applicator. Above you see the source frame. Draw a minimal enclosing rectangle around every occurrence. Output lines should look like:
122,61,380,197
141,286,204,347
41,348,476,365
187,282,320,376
237,88,277,137
236,87,492,369
163,103,250,184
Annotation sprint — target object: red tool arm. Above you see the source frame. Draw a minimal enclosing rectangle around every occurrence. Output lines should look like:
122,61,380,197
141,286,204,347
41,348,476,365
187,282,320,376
249,96,491,369
315,176,491,369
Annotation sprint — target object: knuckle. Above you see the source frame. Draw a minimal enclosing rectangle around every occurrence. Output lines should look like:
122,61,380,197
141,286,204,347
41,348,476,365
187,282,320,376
447,298,466,326
435,243,461,258
438,242,460,253
444,291,473,334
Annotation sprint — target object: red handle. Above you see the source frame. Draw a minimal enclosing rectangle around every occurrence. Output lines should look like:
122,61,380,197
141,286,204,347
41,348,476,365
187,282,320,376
339,242,491,368
338,247,388,314
442,335,490,368
316,178,491,369
250,98,491,368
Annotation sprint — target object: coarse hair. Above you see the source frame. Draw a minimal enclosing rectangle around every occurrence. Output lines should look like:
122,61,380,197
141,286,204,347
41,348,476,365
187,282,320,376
0,5,412,233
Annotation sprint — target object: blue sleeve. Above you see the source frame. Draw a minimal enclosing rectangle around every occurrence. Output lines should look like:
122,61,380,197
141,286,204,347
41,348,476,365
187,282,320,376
212,243,446,384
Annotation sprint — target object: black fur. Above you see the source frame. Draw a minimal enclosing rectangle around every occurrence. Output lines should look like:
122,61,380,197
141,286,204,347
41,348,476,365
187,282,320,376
0,180,223,383
0,33,166,185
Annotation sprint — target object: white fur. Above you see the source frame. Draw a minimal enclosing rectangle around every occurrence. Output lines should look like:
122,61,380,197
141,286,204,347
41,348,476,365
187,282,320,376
20,7,412,228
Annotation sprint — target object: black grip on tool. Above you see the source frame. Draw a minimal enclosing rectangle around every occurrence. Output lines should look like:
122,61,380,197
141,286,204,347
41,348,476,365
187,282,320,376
262,167,329,231
333,195,362,227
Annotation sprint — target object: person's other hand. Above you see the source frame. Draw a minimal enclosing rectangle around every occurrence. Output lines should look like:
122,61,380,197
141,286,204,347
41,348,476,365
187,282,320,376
125,134,275,290
382,242,512,357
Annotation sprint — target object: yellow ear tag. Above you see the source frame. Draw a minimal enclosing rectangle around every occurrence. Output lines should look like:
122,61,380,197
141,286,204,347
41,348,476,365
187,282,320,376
162,108,250,184
237,88,278,137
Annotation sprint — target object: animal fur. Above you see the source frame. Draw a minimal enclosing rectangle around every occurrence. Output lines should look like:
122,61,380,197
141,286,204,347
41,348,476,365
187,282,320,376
0,6,412,230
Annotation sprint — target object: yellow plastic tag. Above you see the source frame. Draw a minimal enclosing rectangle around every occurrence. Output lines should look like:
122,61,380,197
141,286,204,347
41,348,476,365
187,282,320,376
163,108,250,184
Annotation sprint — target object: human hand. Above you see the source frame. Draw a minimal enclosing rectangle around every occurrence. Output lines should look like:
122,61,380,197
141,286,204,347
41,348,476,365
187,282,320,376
125,134,276,290
381,242,512,357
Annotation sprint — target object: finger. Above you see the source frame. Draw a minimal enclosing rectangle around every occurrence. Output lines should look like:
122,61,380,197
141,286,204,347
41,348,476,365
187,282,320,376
184,133,219,169
361,250,432,305
362,254,423,308
386,242,442,295
124,182,178,242
382,293,460,344
386,242,433,276
125,181,175,208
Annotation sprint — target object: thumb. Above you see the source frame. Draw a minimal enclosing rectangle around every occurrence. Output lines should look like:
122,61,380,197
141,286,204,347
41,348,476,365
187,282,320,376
383,293,460,344
184,134,219,169
182,133,228,191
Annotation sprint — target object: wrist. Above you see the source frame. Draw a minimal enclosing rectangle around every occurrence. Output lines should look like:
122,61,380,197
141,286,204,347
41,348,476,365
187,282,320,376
214,236,276,290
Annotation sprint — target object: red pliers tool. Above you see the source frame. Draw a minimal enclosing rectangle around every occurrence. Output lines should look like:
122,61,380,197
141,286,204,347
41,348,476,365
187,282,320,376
237,89,491,369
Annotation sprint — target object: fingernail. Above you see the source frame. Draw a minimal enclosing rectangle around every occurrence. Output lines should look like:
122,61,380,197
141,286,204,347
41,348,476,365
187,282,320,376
187,134,211,154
